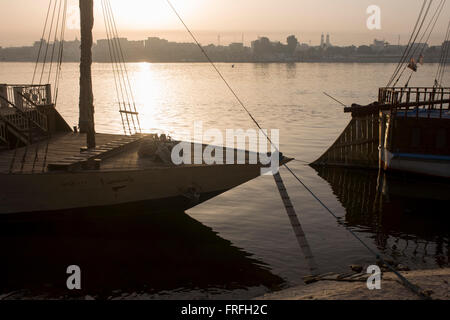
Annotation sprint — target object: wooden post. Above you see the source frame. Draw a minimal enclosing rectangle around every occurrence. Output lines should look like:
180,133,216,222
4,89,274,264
0,84,8,109
79,0,96,148
45,84,52,105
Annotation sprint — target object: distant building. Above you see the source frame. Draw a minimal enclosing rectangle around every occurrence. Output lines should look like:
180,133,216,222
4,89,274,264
296,43,310,52
145,37,169,49
326,34,331,48
320,33,325,48
371,39,387,52
229,42,244,53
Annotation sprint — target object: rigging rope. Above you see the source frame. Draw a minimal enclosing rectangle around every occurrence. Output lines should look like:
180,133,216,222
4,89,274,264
395,0,446,87
165,0,431,300
32,0,53,85
47,0,63,85
435,19,450,86
39,0,59,86
391,0,433,87
105,0,141,133
417,0,446,59
54,0,68,105
101,0,130,135
101,0,141,135
165,0,277,149
387,0,429,87
32,0,68,102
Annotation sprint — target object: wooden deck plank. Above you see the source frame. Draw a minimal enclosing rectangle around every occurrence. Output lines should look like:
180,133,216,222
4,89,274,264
0,132,144,173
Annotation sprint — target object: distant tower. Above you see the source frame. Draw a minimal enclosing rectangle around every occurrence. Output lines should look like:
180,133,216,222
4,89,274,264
326,33,331,47
320,33,325,47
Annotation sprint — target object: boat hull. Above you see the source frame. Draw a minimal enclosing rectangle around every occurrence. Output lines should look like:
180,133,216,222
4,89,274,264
379,111,450,179
380,150,450,178
0,164,262,215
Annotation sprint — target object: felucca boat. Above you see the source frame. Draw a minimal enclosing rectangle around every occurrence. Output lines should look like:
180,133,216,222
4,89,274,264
0,0,288,215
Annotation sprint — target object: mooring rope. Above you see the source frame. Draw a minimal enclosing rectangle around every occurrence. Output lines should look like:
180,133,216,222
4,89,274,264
165,0,431,300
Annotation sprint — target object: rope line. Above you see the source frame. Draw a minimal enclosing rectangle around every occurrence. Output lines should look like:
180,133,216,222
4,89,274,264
54,0,68,105
435,19,450,86
38,0,59,86
101,0,141,135
391,0,433,87
46,0,63,85
165,0,431,300
105,0,141,133
387,0,429,87
165,0,277,149
32,0,53,85
101,0,130,135
395,0,446,87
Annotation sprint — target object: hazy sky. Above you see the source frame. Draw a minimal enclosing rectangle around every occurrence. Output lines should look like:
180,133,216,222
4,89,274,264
1,0,449,47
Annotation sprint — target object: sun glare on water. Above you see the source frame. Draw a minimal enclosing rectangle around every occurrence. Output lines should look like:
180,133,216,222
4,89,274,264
132,63,168,135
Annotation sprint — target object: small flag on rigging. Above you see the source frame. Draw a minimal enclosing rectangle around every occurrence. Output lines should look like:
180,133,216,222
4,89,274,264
408,58,418,72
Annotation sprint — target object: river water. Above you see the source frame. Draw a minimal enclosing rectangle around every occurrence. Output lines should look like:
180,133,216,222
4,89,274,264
0,62,449,299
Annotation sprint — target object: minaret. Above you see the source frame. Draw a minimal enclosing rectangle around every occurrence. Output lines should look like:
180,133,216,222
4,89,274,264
79,0,96,148
326,33,331,48
320,33,325,48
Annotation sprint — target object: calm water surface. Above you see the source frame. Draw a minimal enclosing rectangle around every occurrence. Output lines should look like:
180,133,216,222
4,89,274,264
0,62,449,299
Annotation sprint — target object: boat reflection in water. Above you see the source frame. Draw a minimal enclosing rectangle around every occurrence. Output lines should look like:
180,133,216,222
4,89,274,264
0,205,284,299
311,165,449,268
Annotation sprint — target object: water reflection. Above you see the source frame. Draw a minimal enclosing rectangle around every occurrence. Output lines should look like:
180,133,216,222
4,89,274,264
0,206,284,299
311,166,450,267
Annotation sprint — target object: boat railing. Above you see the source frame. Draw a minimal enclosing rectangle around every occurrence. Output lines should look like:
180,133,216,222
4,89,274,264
378,87,450,119
0,84,50,133
16,92,49,132
0,109,31,145
0,84,52,109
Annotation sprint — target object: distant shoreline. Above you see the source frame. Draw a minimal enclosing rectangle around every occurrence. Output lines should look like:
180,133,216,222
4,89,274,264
1,58,448,64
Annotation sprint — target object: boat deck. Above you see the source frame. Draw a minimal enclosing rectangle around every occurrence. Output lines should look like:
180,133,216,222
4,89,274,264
0,132,163,174
0,132,268,174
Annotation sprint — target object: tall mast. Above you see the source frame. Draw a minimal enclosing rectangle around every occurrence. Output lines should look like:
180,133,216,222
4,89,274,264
79,0,96,148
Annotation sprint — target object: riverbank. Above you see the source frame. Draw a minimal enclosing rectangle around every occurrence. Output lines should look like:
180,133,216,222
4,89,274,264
256,268,450,300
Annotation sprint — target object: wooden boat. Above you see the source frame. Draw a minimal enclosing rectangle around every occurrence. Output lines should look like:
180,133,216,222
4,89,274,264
313,87,450,178
0,1,289,215
378,87,450,178
314,3,450,178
